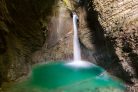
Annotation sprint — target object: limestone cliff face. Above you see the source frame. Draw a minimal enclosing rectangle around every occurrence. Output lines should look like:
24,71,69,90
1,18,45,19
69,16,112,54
0,0,75,87
0,0,57,85
93,0,138,91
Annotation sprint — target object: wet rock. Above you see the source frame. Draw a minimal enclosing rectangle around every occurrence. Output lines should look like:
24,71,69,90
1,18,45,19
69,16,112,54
93,0,138,91
0,0,56,85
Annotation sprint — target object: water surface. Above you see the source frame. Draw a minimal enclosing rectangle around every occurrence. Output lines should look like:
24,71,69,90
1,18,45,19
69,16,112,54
3,62,126,92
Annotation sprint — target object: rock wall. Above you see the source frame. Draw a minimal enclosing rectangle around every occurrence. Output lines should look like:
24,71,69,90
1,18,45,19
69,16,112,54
93,0,138,91
0,0,57,85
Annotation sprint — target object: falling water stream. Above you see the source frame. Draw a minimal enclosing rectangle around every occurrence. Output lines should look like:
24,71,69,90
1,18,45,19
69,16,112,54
73,13,81,61
67,13,92,67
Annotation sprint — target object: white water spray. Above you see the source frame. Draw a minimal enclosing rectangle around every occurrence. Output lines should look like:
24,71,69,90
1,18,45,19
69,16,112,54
73,13,81,61
66,13,92,67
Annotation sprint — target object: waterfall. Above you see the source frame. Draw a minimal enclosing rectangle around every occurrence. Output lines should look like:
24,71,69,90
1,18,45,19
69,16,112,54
73,13,81,61
66,13,92,67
